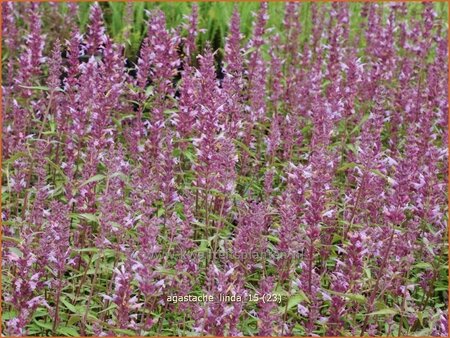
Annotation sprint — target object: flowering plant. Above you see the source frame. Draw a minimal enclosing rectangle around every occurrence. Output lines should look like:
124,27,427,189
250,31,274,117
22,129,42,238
1,2,448,336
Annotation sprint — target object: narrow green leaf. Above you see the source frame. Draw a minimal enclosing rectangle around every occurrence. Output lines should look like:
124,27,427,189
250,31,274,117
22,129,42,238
61,298,80,314
3,236,21,244
413,262,433,270
33,319,52,330
337,162,358,172
67,315,81,327
78,174,106,188
57,326,80,336
18,85,50,91
327,289,366,303
114,328,137,335
368,308,398,316
77,213,99,223
72,247,99,253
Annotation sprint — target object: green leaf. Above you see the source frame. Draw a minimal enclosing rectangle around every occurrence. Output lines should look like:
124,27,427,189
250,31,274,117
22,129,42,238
267,235,280,244
3,236,21,244
287,291,310,310
2,310,18,320
76,213,99,223
415,328,432,336
45,157,68,179
327,289,366,303
50,119,56,133
345,293,366,303
370,169,388,180
196,239,209,253
9,247,23,258
418,311,424,326
157,208,165,217
18,85,50,91
346,143,358,154
67,315,82,326
234,139,256,159
57,326,80,336
61,298,80,314
2,151,29,165
145,85,154,97
98,304,116,314
434,286,448,292
350,113,370,135
109,171,128,181
72,247,100,253
368,308,398,316
78,174,106,188
33,319,53,330
413,262,433,270
337,162,358,172
242,46,256,56
114,328,137,335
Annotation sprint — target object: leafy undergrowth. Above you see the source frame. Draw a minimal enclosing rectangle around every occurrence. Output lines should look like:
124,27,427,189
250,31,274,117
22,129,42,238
1,2,448,337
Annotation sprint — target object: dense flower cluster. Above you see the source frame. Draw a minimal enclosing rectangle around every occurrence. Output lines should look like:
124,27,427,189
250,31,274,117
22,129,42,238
1,2,448,336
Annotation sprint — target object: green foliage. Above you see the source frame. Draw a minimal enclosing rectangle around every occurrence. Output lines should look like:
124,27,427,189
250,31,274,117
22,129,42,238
68,2,449,57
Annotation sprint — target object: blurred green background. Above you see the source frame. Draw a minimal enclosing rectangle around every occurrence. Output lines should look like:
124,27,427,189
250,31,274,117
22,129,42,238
65,1,448,58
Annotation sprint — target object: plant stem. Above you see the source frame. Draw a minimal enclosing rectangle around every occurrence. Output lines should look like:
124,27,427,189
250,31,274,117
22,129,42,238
51,271,63,335
81,250,103,335
360,227,395,336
